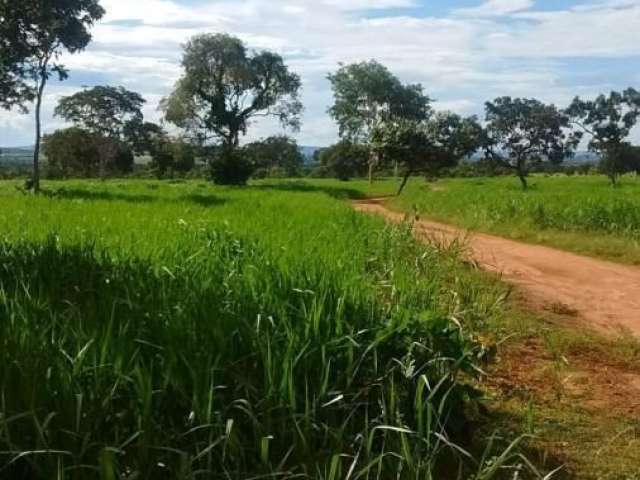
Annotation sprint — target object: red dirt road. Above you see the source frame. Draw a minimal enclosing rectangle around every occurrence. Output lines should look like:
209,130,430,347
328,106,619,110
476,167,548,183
353,198,640,336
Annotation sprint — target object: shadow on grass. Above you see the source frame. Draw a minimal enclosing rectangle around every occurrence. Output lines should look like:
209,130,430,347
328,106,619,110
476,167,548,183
43,187,227,208
252,181,367,200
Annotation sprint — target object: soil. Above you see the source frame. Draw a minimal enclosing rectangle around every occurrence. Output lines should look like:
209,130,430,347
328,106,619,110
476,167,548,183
353,198,640,336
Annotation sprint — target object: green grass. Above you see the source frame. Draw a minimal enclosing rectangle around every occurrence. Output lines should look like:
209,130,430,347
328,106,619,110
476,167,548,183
340,174,640,264
0,180,536,479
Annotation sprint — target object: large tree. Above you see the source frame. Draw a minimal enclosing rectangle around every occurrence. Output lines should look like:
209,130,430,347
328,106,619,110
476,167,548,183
0,0,105,192
566,88,640,185
244,136,305,178
318,141,370,181
162,33,303,185
483,97,581,189
328,60,431,182
372,112,484,195
55,86,145,177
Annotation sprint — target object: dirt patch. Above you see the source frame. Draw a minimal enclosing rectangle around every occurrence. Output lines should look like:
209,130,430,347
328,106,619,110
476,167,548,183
353,198,640,337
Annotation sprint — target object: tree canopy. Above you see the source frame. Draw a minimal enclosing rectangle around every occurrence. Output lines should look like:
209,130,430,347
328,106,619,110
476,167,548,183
244,136,305,178
55,85,145,178
328,60,431,182
328,60,431,142
162,33,303,149
566,88,640,185
55,86,146,140
483,97,581,189
0,0,105,190
372,113,483,195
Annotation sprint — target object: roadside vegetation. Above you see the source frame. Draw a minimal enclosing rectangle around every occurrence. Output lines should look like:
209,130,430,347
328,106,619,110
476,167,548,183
385,175,640,265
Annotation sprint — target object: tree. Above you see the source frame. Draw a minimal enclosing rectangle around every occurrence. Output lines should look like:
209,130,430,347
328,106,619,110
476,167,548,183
598,142,640,180
566,89,640,185
372,113,483,195
161,33,303,185
244,136,305,178
328,60,431,182
43,127,134,177
318,141,370,181
483,97,581,190
0,0,105,192
42,127,100,177
148,136,196,177
55,86,145,177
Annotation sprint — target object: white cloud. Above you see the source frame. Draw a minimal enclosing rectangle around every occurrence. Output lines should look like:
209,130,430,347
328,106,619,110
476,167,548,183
2,0,640,147
454,0,535,17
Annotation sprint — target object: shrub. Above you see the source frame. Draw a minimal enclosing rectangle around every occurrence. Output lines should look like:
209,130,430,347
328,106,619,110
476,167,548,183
209,147,254,185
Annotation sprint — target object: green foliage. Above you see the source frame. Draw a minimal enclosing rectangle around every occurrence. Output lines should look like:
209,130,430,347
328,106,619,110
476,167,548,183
328,60,432,181
0,0,104,110
162,33,302,149
567,89,640,185
0,180,525,479
55,85,146,139
43,127,134,177
328,60,431,142
384,175,640,263
0,0,105,190
318,141,370,180
43,127,100,177
209,147,254,185
244,135,304,178
150,136,197,177
484,97,581,189
372,113,483,194
54,86,145,177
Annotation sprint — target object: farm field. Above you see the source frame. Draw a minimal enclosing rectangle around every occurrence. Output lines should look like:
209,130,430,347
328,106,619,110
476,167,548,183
305,175,640,265
0,179,639,479
0,179,529,479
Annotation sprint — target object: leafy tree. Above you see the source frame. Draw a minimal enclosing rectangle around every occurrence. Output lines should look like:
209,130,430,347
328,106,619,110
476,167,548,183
483,97,581,190
161,33,303,185
372,113,483,195
318,141,370,181
244,136,304,178
598,142,640,180
566,89,640,185
43,127,133,177
124,121,166,156
42,127,100,177
55,86,145,177
0,0,105,191
148,136,196,177
328,60,431,182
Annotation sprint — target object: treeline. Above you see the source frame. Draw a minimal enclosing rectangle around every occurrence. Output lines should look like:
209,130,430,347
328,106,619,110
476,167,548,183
1,1,640,192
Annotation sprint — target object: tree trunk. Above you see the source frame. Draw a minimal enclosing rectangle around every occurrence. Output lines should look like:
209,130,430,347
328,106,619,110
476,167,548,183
368,149,378,185
397,171,412,196
32,72,47,193
518,173,528,190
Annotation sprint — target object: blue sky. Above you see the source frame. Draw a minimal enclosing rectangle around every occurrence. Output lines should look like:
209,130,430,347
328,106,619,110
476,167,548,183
1,0,640,147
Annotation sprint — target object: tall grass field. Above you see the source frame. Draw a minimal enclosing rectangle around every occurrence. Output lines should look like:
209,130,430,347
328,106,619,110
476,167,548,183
0,180,534,479
325,175,640,264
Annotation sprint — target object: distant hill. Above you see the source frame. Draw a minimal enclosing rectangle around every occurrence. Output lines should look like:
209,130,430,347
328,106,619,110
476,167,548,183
299,146,322,162
0,146,34,164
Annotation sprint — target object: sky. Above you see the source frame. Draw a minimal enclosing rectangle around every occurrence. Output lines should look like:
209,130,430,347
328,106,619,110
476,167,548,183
1,0,640,147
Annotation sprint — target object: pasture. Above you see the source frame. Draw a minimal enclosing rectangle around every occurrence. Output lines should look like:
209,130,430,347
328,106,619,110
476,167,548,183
0,179,520,479
311,175,640,264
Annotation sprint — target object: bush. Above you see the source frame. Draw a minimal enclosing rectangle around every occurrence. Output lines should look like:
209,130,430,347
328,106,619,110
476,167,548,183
319,141,369,180
209,147,254,185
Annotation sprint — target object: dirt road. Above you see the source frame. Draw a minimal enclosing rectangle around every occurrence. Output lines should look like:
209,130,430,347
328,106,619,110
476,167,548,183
353,198,640,336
